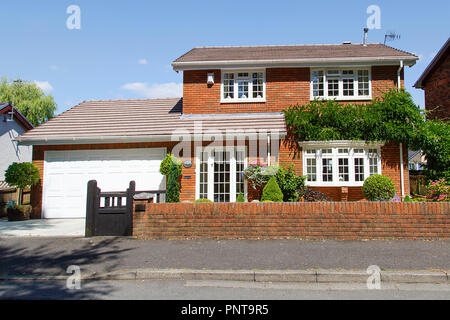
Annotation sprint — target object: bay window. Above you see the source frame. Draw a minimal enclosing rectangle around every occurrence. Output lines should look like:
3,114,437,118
302,142,381,186
311,68,371,100
222,70,265,102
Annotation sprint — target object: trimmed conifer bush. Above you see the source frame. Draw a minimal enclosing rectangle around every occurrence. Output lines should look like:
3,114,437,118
362,174,396,201
166,162,181,203
261,176,284,202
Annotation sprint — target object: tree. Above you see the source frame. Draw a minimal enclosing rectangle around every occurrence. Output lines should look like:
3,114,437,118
0,78,56,126
5,162,40,205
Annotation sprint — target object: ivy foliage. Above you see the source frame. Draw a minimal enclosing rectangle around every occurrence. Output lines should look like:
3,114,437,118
284,89,449,180
284,89,423,144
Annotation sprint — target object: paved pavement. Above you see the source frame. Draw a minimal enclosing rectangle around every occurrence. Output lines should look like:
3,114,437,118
1,279,449,300
0,218,85,237
0,237,449,278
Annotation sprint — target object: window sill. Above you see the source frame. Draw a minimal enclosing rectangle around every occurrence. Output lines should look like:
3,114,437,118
310,96,372,102
220,99,266,104
306,182,364,187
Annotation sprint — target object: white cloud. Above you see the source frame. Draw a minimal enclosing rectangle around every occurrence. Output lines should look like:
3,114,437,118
138,58,148,65
50,65,59,71
121,82,182,98
33,80,54,93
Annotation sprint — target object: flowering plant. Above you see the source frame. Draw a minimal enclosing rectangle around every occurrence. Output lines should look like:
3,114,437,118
425,179,449,202
244,162,278,190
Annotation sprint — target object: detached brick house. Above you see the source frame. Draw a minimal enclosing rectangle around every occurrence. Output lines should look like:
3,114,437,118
17,43,418,219
414,37,450,121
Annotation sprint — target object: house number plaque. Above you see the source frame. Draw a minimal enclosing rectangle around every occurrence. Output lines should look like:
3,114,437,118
183,160,193,168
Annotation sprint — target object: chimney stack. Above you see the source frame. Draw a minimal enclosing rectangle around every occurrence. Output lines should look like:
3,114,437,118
363,28,369,46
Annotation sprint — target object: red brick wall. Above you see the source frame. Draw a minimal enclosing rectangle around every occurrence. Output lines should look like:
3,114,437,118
424,54,450,121
133,202,450,240
182,66,403,114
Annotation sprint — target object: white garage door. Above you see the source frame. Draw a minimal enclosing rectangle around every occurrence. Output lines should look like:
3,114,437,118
42,148,166,219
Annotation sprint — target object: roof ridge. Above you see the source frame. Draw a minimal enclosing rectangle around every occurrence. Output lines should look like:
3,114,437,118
83,97,182,103
192,43,384,49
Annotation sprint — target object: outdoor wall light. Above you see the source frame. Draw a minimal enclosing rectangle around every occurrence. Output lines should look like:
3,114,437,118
207,73,214,85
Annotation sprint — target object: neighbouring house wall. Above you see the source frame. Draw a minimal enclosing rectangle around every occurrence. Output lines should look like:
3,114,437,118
133,202,450,240
182,66,403,114
0,119,32,181
424,54,450,121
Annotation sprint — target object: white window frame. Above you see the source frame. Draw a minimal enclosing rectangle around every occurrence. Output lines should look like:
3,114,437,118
301,141,382,187
221,70,266,103
310,68,372,101
195,146,248,202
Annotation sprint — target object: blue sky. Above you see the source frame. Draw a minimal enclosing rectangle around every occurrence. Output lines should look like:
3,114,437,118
1,0,448,115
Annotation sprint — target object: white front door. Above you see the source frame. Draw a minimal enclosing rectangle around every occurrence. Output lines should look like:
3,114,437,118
196,146,247,202
42,148,166,218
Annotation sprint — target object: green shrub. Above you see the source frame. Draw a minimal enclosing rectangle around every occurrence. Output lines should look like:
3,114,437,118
160,153,181,176
166,163,180,203
362,174,396,201
195,199,212,203
5,162,40,205
236,193,245,202
275,164,306,202
261,177,283,202
302,189,330,202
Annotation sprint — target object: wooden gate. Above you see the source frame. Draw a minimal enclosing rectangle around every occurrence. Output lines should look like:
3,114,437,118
85,180,135,237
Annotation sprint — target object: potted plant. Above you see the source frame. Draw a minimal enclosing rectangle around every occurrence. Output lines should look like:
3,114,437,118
4,162,40,221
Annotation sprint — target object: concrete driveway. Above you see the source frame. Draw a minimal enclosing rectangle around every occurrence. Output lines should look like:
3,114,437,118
0,218,85,237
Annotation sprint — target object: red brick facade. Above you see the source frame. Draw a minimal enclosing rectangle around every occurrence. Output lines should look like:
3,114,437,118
423,54,450,121
133,202,450,240
182,66,403,114
30,64,409,218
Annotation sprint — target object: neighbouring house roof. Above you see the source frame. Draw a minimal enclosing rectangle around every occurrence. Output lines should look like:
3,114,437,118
0,103,34,130
172,43,418,70
414,37,450,89
17,98,287,145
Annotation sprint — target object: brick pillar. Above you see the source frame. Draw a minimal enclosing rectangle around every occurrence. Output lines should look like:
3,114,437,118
341,187,349,202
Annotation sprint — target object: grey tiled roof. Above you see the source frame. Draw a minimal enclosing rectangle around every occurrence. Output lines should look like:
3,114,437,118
173,43,418,64
18,98,287,144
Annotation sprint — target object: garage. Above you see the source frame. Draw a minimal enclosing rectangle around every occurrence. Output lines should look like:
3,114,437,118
42,148,166,219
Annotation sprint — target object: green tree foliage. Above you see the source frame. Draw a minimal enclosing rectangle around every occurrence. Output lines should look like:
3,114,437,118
261,176,284,202
284,89,449,181
236,193,245,202
166,162,181,203
275,164,306,202
412,120,450,181
0,78,56,126
362,174,396,201
5,162,40,205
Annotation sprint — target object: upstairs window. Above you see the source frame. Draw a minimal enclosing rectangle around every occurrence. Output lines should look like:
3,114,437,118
222,71,265,102
311,68,371,100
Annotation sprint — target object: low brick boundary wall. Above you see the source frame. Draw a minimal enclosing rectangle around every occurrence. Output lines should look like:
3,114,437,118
133,202,450,240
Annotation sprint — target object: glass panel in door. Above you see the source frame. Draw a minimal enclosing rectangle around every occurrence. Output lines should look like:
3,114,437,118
214,150,231,203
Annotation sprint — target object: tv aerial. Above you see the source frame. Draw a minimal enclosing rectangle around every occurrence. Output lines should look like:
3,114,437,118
384,31,401,45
